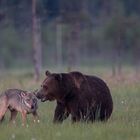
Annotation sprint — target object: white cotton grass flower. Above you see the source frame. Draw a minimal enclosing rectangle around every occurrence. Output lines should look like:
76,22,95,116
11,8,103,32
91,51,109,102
33,119,40,123
21,123,25,126
121,100,127,105
13,121,16,124
11,134,15,139
132,122,135,127
121,100,124,104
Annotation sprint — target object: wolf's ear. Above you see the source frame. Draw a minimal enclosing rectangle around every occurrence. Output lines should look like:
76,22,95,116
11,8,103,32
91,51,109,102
45,70,51,76
33,89,38,96
21,92,27,98
33,89,38,93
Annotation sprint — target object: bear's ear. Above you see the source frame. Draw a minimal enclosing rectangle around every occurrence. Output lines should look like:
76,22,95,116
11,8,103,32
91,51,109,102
55,74,63,82
45,70,51,76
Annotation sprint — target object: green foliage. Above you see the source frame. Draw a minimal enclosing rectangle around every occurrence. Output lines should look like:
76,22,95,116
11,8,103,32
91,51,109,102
0,0,140,68
0,25,32,68
126,15,140,45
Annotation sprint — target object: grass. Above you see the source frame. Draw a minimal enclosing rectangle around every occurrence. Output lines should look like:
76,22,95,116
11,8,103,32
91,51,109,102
0,67,140,140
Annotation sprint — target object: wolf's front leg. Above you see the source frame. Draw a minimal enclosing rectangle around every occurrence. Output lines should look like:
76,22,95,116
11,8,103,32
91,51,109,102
9,110,18,124
0,107,7,122
21,111,27,126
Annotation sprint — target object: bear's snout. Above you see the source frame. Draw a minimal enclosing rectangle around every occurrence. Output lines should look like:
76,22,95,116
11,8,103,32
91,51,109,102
36,91,47,102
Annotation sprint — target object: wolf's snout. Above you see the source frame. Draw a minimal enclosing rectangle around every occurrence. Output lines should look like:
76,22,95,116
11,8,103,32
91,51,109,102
31,105,34,109
36,92,42,99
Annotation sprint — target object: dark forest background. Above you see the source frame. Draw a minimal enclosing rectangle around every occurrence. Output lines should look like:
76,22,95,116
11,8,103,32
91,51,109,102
0,0,140,80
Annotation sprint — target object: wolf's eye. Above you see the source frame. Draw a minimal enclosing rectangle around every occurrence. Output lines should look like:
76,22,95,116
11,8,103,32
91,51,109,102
26,99,30,102
33,98,37,103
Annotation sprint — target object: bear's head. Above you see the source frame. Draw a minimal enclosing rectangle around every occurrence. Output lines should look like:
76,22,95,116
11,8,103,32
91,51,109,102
36,71,64,102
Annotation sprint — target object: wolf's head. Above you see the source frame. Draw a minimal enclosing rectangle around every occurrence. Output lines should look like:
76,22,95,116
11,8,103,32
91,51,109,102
21,92,38,112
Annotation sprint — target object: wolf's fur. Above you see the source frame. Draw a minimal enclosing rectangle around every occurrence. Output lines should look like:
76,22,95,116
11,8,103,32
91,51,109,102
0,89,39,124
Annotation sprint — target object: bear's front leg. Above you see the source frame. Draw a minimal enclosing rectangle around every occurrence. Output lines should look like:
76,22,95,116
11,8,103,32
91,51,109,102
70,104,82,123
71,110,81,123
53,102,69,123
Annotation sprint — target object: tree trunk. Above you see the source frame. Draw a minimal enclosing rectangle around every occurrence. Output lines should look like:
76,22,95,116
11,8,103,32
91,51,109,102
56,21,63,71
67,22,81,72
116,37,123,77
74,21,81,65
133,43,140,79
0,13,5,21
111,55,116,77
67,30,73,72
32,0,42,82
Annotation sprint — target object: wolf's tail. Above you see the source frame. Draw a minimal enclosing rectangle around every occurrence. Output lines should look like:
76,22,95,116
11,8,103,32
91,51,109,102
0,94,8,122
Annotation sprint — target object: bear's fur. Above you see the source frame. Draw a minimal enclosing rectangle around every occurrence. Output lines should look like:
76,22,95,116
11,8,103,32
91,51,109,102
37,71,113,123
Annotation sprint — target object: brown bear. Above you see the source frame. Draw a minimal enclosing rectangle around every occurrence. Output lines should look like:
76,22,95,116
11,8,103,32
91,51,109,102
37,71,113,123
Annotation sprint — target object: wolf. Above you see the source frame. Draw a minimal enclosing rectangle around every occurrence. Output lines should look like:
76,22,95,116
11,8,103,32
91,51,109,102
0,89,39,125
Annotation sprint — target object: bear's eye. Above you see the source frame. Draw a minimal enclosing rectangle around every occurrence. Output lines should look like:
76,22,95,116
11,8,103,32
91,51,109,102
43,85,48,90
